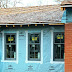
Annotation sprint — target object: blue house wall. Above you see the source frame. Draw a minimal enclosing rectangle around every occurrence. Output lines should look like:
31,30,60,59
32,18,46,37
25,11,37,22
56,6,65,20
61,7,72,23
0,25,64,72
66,8,72,23
61,10,66,23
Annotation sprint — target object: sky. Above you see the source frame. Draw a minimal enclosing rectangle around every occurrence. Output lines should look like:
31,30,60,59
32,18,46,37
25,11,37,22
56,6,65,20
16,0,58,7
1,0,64,8
6,0,62,7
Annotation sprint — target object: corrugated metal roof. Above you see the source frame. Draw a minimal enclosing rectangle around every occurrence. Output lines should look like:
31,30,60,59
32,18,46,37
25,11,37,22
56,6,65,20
0,5,64,24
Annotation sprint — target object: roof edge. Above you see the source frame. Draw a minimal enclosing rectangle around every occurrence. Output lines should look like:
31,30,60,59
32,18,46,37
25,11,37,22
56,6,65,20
0,22,65,25
61,5,72,7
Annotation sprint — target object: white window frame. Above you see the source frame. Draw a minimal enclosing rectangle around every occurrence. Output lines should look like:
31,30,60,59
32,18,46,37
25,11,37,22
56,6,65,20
25,30,43,64
1,31,19,64
50,30,64,64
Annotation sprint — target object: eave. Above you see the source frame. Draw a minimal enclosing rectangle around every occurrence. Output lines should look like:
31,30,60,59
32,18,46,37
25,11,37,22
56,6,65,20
0,22,65,28
61,5,72,8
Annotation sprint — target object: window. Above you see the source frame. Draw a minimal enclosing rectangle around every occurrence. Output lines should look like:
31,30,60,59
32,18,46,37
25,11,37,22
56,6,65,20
28,33,41,61
5,34,16,60
53,32,64,61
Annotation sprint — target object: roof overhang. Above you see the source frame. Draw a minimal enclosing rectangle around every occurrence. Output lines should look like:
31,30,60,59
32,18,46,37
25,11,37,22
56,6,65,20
61,5,72,8
60,5,72,11
60,1,72,10
0,22,65,26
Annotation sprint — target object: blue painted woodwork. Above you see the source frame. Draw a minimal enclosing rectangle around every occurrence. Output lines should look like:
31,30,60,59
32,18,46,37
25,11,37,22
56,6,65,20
0,33,2,72
66,8,72,23
0,25,64,72
61,7,72,23
61,10,66,23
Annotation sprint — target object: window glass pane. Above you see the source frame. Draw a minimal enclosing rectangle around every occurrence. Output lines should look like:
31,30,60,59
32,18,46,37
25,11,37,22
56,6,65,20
35,52,38,58
61,33,64,43
30,52,34,58
10,52,15,58
54,32,64,61
61,44,64,59
12,45,16,52
6,45,10,58
35,45,40,59
35,34,39,43
54,44,61,59
5,34,16,60
30,45,34,52
11,45,16,58
29,44,40,59
11,35,16,43
6,35,10,43
29,45,35,58
28,33,40,60
55,34,61,43
6,45,16,59
30,34,35,43
35,45,40,52
35,52,40,59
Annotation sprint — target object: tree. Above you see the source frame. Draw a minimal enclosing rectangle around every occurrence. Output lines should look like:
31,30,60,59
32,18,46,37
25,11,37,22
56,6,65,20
0,0,23,8
54,0,64,4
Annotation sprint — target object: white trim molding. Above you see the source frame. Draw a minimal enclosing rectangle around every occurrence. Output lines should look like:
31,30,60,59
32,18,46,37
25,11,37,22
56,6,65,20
41,30,43,64
16,31,19,64
25,30,43,64
50,30,64,64
1,31,4,62
50,30,53,64
25,30,28,63
1,31,19,64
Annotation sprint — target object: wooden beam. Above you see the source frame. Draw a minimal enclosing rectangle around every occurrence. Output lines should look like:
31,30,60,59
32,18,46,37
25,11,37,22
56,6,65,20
28,24,29,27
20,25,22,27
6,25,8,27
43,24,44,26
64,7,65,10
35,24,37,26
61,7,65,11
13,25,15,27
61,7,63,11
49,23,64,25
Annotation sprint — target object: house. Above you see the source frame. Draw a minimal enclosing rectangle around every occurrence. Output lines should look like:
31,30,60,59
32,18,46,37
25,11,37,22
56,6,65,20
61,1,72,72
0,4,66,72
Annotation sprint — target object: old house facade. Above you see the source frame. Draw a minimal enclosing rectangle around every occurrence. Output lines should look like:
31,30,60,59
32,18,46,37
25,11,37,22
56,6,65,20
61,1,72,72
0,1,71,72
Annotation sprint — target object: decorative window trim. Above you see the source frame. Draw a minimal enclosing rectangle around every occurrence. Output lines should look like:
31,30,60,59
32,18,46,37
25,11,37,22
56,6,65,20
50,30,64,64
1,31,19,64
25,30,43,64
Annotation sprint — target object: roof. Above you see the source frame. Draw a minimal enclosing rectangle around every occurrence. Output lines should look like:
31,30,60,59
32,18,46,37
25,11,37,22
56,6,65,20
61,1,72,7
61,1,72,5
61,5,72,7
0,5,64,24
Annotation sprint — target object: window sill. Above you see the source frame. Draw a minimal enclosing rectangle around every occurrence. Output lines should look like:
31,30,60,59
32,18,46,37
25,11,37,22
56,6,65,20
1,60,18,63
50,61,64,64
25,60,43,64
